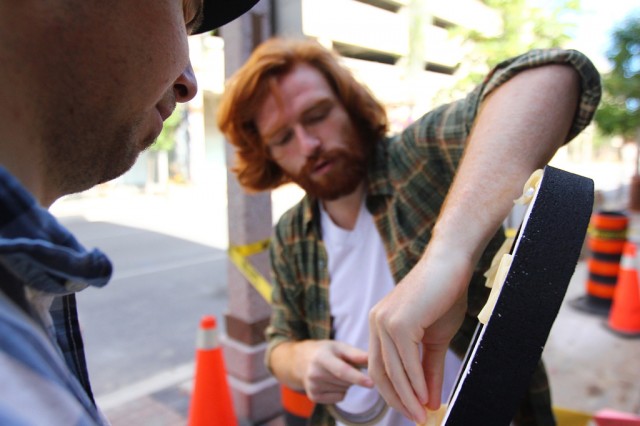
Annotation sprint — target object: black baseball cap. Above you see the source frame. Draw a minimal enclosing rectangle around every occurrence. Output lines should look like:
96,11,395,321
193,0,261,34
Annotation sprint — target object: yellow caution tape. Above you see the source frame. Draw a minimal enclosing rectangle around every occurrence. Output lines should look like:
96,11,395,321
231,238,270,257
228,239,272,303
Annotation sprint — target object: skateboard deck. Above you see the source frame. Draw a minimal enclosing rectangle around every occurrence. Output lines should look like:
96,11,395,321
442,166,594,425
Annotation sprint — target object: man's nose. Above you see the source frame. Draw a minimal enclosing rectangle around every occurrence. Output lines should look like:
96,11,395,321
294,125,320,156
174,61,198,103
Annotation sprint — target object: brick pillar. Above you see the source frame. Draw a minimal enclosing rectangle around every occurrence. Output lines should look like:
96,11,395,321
220,1,281,424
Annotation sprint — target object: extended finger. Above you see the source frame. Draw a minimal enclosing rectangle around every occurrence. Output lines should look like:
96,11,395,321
421,345,448,410
369,310,414,419
368,327,412,421
380,328,428,423
322,355,373,388
394,329,428,405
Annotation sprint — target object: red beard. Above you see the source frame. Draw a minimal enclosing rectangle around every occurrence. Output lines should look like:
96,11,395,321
290,145,367,200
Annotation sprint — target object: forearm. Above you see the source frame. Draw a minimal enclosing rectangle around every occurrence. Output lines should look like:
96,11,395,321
368,58,592,424
431,64,580,268
269,340,310,391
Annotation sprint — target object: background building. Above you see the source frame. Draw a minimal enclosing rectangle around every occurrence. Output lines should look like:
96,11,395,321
119,0,502,194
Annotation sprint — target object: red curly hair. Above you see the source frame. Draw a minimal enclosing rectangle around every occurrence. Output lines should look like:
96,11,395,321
217,37,388,192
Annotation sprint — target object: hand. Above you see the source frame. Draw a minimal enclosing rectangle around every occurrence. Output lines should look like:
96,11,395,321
368,245,472,424
298,340,374,404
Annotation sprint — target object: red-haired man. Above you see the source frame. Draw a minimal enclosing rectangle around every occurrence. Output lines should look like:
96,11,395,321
218,37,601,425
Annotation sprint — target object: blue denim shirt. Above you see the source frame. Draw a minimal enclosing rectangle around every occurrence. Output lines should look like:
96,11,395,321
0,167,112,425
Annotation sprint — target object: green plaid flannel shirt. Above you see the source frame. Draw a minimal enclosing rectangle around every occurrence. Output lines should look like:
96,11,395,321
266,48,601,426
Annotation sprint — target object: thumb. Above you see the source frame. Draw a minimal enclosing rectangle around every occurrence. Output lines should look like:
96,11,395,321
345,350,368,369
335,342,369,368
335,343,372,387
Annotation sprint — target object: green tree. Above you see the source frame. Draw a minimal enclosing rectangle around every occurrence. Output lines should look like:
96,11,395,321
146,105,185,188
593,13,640,172
152,105,185,152
441,0,580,99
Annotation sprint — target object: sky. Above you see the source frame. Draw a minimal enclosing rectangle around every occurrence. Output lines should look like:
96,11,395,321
531,0,640,71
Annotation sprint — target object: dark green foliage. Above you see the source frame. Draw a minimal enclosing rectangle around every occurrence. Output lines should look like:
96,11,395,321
594,13,640,141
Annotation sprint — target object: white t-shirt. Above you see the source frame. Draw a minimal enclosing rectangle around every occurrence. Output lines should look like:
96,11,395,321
321,201,461,426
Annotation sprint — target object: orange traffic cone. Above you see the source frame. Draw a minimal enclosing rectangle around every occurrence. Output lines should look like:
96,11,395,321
571,211,628,316
188,315,238,426
281,385,315,425
607,242,640,338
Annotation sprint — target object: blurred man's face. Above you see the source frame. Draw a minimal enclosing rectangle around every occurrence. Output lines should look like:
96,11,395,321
255,64,367,200
5,0,202,199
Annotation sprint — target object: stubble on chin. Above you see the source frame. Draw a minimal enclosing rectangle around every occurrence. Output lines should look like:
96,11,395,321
47,125,149,198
